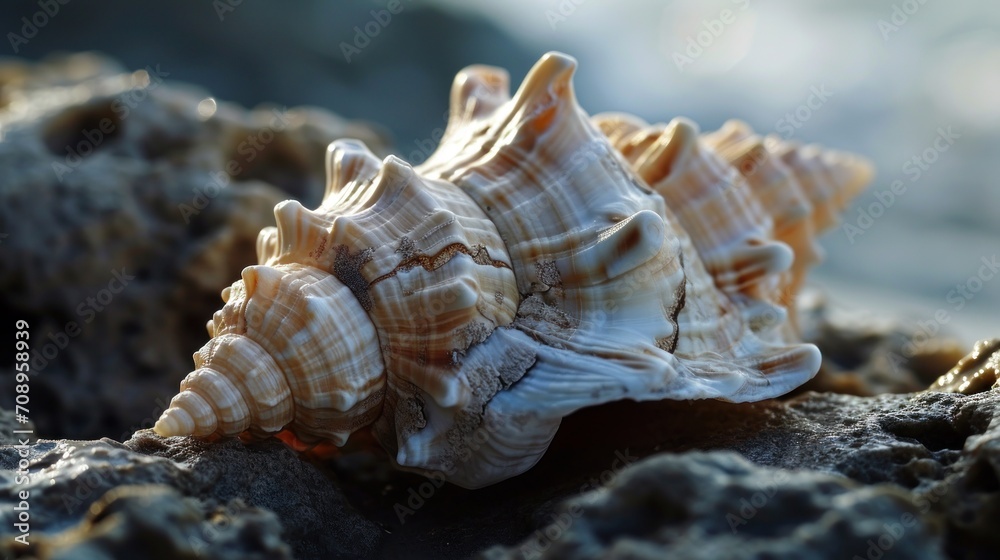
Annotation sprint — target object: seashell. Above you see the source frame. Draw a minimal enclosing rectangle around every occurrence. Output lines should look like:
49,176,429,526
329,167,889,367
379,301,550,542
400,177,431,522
931,339,1000,395
595,115,873,334
592,113,792,337
700,120,820,325
720,125,874,324
153,52,873,488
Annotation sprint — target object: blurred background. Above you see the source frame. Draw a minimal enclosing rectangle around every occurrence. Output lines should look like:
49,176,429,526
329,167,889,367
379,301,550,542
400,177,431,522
1,0,996,344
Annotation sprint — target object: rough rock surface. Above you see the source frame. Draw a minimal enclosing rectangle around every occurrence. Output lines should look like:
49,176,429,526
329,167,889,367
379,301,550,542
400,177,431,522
13,485,291,560
478,452,943,560
797,292,969,395
2,328,999,559
0,430,381,559
532,389,1000,560
275,377,982,559
0,54,387,441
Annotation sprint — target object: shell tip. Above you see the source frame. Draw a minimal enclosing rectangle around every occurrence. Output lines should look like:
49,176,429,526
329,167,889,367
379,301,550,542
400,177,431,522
538,51,578,72
153,407,194,438
511,51,579,113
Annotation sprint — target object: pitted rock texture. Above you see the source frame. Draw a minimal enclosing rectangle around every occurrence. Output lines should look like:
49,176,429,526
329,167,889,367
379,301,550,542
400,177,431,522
0,53,387,441
539,389,1000,560
477,452,944,560
6,485,291,560
797,292,969,396
0,431,381,559
2,367,1000,558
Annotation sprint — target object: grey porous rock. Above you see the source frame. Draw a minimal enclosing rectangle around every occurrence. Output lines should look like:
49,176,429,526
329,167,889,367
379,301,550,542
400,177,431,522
0,52,387,441
0,428,381,559
478,452,944,560
796,292,969,395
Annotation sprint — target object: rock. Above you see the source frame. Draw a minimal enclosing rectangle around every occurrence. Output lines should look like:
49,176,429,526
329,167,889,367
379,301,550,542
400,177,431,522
477,452,944,560
4,2,539,146
294,385,1000,558
929,339,1000,395
3,362,1000,558
0,53,387,441
0,430,382,559
535,389,1000,559
797,292,968,395
9,485,291,560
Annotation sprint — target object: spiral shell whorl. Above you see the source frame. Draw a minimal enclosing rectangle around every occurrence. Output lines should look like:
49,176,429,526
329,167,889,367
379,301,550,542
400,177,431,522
155,262,386,445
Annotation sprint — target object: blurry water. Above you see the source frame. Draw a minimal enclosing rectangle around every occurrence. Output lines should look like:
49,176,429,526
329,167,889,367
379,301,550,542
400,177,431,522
432,0,1000,343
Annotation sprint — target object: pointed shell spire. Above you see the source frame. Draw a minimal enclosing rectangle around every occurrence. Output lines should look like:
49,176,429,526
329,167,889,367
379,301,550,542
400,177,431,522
155,262,386,445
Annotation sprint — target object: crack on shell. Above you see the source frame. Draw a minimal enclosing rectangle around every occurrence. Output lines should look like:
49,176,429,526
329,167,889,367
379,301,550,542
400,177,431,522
370,242,511,287
657,252,687,353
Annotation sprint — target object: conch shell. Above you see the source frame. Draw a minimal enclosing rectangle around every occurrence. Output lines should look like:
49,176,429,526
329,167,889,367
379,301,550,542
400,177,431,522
154,52,871,488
